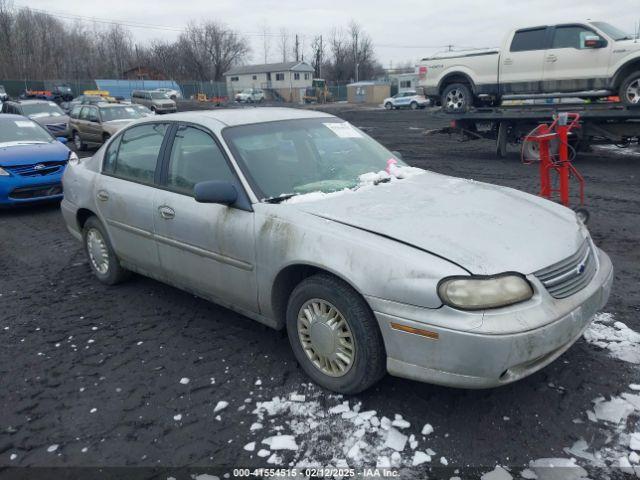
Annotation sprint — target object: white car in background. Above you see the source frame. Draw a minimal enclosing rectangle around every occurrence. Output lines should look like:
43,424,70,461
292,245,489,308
383,91,429,110
153,88,182,100
235,88,265,103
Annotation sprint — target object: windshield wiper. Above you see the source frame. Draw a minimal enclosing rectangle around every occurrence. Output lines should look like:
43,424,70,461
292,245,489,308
263,193,299,204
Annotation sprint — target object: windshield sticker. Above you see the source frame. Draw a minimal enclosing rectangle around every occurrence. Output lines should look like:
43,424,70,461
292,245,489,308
15,120,36,128
323,122,362,138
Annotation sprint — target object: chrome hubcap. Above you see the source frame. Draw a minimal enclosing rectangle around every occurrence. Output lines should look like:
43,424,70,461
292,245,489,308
297,299,355,377
86,228,109,275
626,79,640,104
446,89,466,110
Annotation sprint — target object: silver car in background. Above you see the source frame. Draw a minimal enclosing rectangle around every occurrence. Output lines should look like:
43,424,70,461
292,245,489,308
60,108,613,394
131,90,177,114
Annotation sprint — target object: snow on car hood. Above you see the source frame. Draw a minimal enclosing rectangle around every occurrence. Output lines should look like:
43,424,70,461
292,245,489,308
290,171,585,275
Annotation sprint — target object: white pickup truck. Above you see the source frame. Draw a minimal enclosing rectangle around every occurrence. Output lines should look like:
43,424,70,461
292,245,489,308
419,21,640,112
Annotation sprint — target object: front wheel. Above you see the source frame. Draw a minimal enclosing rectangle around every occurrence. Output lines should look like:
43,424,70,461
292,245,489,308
441,83,473,112
82,216,130,285
619,71,640,106
73,131,86,151
384,102,393,110
286,274,386,394
410,101,418,110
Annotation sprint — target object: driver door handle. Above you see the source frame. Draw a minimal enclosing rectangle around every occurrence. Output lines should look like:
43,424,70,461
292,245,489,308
158,205,175,220
546,54,558,62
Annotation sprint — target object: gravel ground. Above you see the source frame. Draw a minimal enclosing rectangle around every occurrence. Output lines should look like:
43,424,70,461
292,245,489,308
1,105,639,479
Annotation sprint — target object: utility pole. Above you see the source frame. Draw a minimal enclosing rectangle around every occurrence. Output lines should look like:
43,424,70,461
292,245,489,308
354,31,359,82
295,34,300,62
319,35,323,78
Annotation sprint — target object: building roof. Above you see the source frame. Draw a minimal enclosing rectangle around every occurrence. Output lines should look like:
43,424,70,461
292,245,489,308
347,81,389,87
224,61,314,76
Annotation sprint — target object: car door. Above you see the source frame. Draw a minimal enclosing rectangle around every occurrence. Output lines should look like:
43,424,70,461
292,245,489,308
152,123,258,313
499,27,549,94
95,122,170,276
84,106,102,143
542,24,612,92
76,106,91,140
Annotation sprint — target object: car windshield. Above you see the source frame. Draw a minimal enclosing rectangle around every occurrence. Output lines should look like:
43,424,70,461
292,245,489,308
150,92,168,99
21,102,65,118
0,118,53,144
223,118,408,200
591,21,633,41
101,106,143,121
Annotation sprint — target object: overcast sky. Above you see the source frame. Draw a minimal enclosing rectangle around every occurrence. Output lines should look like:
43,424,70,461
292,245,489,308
20,0,640,67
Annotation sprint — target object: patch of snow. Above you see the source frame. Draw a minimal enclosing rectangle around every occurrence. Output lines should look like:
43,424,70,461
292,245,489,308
421,423,434,435
263,435,298,451
179,377,190,385
243,442,255,452
250,422,263,431
583,313,640,364
384,428,408,451
257,449,270,458
254,379,262,386
411,451,431,466
9,453,17,460
529,458,588,480
480,465,512,480
173,414,182,421
192,475,219,480
592,396,635,424
440,456,448,465
630,432,640,451
46,444,58,453
391,415,410,429
520,468,537,479
213,401,228,413
290,393,305,402
90,408,97,413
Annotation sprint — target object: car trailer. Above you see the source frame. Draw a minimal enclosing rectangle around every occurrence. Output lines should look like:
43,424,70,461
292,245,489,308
426,103,640,159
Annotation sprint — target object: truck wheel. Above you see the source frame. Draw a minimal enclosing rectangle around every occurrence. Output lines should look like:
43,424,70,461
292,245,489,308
619,71,640,105
286,273,386,394
441,83,473,112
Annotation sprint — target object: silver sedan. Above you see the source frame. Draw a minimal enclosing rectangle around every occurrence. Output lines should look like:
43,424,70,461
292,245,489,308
60,108,613,394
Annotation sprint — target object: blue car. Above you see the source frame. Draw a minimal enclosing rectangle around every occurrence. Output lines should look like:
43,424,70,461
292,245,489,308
0,114,76,207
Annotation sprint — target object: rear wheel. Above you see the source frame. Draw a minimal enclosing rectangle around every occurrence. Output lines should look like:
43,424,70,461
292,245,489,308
619,71,640,106
286,274,386,394
441,83,473,112
410,101,418,110
82,216,129,285
384,102,393,110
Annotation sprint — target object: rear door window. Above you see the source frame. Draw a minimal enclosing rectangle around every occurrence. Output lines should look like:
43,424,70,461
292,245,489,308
510,28,548,52
112,123,168,184
79,107,90,120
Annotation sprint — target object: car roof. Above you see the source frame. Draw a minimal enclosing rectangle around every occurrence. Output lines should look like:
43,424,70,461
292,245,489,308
0,113,35,122
11,99,55,105
143,107,334,127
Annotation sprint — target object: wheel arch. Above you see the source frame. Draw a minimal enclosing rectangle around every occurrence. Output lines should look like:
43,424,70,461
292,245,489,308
438,71,477,96
612,56,640,90
270,263,368,330
76,207,96,231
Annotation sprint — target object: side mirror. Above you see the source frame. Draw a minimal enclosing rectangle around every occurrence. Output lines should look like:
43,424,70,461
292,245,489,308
391,150,404,161
56,137,68,144
194,180,238,206
584,35,605,48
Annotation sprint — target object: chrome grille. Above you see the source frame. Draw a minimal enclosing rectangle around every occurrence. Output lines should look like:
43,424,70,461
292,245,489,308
534,240,597,299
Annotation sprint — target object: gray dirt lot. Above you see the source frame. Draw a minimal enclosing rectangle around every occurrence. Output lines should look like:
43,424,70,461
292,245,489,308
0,105,638,479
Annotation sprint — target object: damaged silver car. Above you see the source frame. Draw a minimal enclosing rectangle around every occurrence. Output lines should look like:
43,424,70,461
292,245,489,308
61,108,613,394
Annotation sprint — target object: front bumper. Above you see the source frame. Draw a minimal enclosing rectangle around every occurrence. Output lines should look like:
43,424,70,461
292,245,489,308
155,106,177,114
0,174,64,206
371,248,614,388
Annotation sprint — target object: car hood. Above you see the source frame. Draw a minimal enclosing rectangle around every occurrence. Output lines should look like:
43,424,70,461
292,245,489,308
289,172,585,275
30,114,69,125
0,141,70,166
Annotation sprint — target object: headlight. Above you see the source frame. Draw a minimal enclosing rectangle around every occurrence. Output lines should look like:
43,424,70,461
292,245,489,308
0,166,10,176
68,151,80,165
438,274,533,310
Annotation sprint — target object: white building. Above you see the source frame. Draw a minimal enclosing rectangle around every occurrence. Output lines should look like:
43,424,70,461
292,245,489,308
224,61,315,102
389,72,419,93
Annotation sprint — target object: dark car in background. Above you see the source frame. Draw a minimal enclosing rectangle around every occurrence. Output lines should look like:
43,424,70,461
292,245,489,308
1,100,71,138
0,85,8,102
69,103,143,150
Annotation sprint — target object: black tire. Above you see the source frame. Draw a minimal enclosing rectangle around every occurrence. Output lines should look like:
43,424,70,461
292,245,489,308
410,101,418,110
384,102,393,110
82,216,129,285
73,131,86,151
286,273,386,394
441,82,473,112
618,71,640,106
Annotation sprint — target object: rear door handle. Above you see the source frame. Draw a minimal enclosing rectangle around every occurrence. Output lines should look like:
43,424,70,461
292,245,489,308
96,190,109,201
503,58,513,65
158,205,175,219
546,54,557,62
